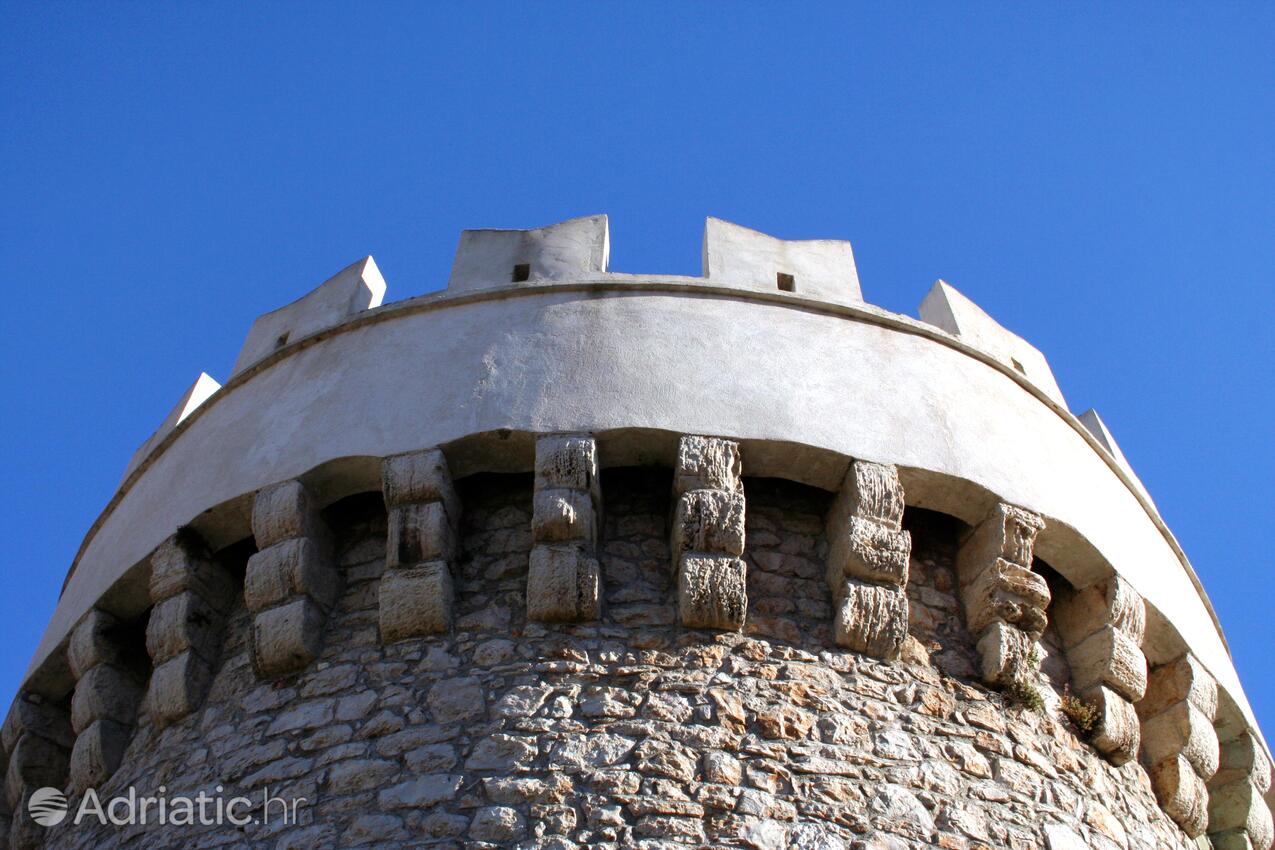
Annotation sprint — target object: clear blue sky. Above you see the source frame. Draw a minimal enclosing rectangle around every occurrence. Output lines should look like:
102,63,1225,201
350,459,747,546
1,4,1271,733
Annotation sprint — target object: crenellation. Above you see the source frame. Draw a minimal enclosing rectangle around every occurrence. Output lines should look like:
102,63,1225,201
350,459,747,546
379,448,461,641
672,436,747,630
824,460,911,659
247,479,338,676
528,434,602,622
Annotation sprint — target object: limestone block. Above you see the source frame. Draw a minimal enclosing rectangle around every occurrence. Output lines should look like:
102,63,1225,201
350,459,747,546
956,503,1045,578
1212,829,1259,850
831,461,905,529
527,545,601,623
1142,701,1221,780
379,562,454,641
147,652,214,729
1210,780,1275,850
252,479,324,549
387,501,457,568
533,488,598,545
245,538,339,612
251,597,325,678
382,448,460,520
672,488,745,560
146,593,225,665
831,579,908,660
1,698,73,754
1081,685,1141,766
4,733,70,810
974,621,1036,686
1141,654,1219,721
534,434,600,502
1149,753,1211,837
1067,625,1147,702
150,533,234,608
1053,574,1146,647
826,517,910,588
677,554,746,631
960,559,1051,638
68,610,123,680
1216,733,1273,793
70,665,142,734
674,436,742,494
69,718,132,792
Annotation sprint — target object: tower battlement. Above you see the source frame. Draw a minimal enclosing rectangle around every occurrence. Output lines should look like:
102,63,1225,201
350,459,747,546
7,216,1270,850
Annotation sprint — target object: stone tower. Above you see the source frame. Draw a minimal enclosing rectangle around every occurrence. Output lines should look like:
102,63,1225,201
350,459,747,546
5,215,1271,849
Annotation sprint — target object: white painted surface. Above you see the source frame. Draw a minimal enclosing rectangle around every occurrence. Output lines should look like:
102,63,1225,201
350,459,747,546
920,279,1067,407
230,255,386,375
447,215,610,292
702,217,862,303
1079,409,1156,511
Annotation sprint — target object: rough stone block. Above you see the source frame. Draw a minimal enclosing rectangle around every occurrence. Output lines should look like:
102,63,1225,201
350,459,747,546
146,592,224,665
831,579,908,660
960,559,1051,637
1141,654,1218,721
833,460,905,529
149,532,234,608
68,609,123,680
533,488,598,545
2,698,73,754
1212,829,1259,850
1142,701,1221,780
527,544,601,623
71,665,142,734
387,501,456,568
252,479,323,548
1054,574,1146,646
956,503,1045,578
1149,753,1211,837
148,652,214,729
534,434,600,500
1081,685,1141,766
4,733,70,810
382,448,459,521
251,597,325,678
1216,733,1273,793
69,718,132,792
677,554,746,630
1210,780,1275,850
826,517,910,588
245,537,339,612
1068,624,1147,702
974,620,1036,686
674,436,742,494
379,562,454,641
672,488,745,559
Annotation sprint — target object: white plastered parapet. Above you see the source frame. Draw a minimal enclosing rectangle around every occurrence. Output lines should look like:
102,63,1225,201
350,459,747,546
702,217,862,304
447,214,610,292
1080,409,1157,512
120,372,221,484
919,279,1067,408
231,256,387,376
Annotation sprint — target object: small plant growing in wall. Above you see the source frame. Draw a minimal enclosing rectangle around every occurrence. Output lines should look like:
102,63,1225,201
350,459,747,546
1060,687,1101,736
1003,643,1045,712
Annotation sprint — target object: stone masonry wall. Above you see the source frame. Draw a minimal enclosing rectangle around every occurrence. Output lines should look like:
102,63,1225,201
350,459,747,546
43,472,1197,850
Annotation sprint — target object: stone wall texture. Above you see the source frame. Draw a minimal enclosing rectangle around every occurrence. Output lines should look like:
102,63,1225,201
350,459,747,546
28,471,1207,850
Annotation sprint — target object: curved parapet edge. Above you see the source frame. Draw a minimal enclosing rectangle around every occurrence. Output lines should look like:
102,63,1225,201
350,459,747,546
120,372,221,484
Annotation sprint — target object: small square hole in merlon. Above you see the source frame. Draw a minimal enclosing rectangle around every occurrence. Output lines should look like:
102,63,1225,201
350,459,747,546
777,272,795,292
512,263,531,283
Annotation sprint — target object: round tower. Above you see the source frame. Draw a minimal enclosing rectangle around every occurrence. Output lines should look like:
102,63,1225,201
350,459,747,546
6,215,1271,850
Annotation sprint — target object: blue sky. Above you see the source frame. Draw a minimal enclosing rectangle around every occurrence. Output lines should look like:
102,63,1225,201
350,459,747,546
1,3,1271,732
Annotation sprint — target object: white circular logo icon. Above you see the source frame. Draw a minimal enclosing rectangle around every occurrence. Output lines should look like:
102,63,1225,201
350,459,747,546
28,787,68,827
